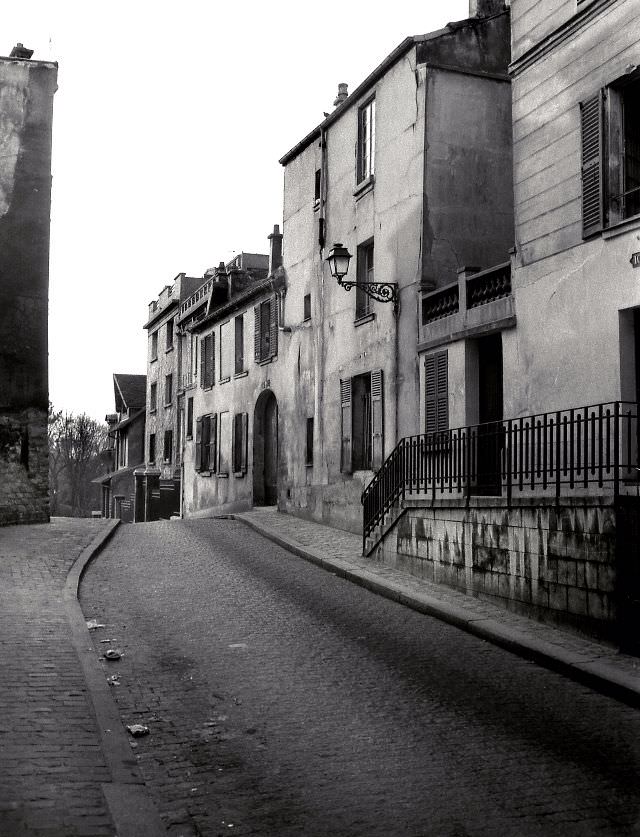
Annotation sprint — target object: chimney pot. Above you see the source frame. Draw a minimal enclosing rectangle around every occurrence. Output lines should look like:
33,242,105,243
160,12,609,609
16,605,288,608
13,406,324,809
468,0,505,17
333,82,349,108
10,42,34,59
268,224,283,274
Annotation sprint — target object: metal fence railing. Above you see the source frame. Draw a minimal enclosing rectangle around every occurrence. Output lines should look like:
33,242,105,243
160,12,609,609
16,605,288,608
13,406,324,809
362,401,640,553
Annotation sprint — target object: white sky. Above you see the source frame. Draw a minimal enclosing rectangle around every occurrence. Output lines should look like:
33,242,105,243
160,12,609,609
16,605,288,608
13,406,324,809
6,1,469,421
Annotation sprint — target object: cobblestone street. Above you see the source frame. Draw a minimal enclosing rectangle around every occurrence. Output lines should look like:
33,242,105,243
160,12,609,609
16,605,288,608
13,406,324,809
81,519,640,837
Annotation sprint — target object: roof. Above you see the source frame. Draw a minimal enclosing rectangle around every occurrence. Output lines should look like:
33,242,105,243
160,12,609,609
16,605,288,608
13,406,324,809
279,13,506,165
190,271,286,333
113,407,145,432
113,374,146,413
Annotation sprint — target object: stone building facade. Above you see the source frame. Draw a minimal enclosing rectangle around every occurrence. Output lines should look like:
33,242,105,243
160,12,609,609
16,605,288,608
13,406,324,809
0,46,57,525
278,2,514,532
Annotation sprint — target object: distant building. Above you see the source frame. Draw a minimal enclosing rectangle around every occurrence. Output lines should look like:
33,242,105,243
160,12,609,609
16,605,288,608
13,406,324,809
94,374,146,521
0,45,57,526
143,273,202,519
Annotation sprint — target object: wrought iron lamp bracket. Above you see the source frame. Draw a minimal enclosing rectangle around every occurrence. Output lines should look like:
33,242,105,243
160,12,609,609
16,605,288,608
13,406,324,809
338,279,399,311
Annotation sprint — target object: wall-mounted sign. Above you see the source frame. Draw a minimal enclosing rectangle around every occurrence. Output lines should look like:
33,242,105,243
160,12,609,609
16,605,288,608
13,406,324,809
631,252,640,268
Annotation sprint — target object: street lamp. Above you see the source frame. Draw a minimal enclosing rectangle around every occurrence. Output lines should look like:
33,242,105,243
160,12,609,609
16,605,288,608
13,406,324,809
326,242,399,312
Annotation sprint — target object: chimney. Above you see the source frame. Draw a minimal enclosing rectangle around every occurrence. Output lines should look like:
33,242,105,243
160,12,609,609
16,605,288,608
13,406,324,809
333,83,348,108
268,224,283,274
10,42,33,59
469,0,505,17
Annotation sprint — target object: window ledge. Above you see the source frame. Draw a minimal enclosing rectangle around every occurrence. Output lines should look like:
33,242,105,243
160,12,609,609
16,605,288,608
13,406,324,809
602,214,640,240
305,462,313,468
353,174,375,200
150,357,158,363
233,471,245,479
165,346,174,354
164,402,172,408
219,376,231,385
149,408,157,415
234,370,248,379
218,472,229,479
186,435,192,441
200,470,211,477
203,385,214,391
303,317,312,324
258,356,276,367
354,312,376,327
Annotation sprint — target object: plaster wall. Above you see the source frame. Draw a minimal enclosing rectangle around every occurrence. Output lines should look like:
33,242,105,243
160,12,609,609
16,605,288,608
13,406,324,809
146,308,179,479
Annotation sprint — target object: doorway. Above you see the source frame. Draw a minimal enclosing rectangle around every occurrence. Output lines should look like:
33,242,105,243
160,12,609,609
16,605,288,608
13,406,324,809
253,390,278,505
476,333,503,495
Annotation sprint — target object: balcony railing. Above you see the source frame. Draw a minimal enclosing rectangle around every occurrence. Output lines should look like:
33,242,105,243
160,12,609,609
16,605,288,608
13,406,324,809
422,283,459,324
362,401,640,552
180,280,213,317
466,262,511,309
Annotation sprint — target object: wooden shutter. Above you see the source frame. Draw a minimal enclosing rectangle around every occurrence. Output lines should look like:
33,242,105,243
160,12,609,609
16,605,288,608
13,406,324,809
210,413,218,474
340,378,352,474
235,315,244,373
371,369,384,470
200,338,206,388
425,351,448,434
202,333,215,388
241,412,248,473
269,297,278,358
581,92,604,238
254,306,261,362
195,417,203,471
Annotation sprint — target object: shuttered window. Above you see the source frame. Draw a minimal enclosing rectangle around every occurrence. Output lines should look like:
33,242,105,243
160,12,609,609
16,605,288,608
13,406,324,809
580,92,604,238
425,351,448,435
195,415,216,473
232,412,248,474
209,414,218,474
195,417,203,471
254,298,278,363
200,333,215,388
340,378,352,474
371,369,383,470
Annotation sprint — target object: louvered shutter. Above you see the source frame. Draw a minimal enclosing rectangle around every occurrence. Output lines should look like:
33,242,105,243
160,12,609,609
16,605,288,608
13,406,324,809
200,338,206,388
195,417,203,471
240,412,248,473
580,92,604,238
340,378,352,474
210,413,218,474
204,333,215,388
371,369,384,470
269,297,278,359
425,351,448,434
254,306,261,362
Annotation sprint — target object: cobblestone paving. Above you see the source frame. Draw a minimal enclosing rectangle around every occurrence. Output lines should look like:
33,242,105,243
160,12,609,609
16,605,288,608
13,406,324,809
0,518,116,837
81,519,640,837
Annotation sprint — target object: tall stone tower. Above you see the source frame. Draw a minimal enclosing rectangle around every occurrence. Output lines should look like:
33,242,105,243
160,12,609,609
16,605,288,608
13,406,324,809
0,45,57,525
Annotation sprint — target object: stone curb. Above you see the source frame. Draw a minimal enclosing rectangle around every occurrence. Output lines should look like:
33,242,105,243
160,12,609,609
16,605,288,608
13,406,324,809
63,520,167,837
233,513,640,709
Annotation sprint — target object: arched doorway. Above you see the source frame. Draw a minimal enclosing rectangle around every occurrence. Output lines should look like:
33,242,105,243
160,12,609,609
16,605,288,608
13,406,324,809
253,390,278,506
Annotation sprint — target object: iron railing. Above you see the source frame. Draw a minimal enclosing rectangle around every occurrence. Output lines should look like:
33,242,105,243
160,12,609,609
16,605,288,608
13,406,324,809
466,262,511,308
362,401,640,552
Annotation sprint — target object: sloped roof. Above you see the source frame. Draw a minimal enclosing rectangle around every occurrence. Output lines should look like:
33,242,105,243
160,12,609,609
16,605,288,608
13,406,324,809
113,373,146,412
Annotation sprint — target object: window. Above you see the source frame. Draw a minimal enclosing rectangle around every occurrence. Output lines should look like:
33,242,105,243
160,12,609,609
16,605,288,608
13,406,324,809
424,351,448,435
254,297,278,363
357,98,376,184
235,315,244,374
150,382,157,412
340,369,383,474
164,373,173,406
201,332,215,388
218,411,230,475
303,294,311,322
163,429,173,463
186,397,193,439
220,320,233,381
581,74,640,237
356,240,374,320
149,433,156,463
165,318,174,350
305,417,314,466
233,412,248,474
314,168,321,208
151,331,158,361
195,414,217,473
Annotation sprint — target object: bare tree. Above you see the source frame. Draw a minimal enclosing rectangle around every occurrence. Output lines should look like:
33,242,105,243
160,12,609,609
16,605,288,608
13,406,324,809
49,407,107,516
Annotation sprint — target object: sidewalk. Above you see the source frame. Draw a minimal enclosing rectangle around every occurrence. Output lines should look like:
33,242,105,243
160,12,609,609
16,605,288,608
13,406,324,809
0,517,164,837
233,507,640,707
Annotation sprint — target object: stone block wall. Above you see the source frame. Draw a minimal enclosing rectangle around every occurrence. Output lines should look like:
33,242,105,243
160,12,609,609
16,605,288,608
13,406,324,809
372,496,618,639
0,407,49,525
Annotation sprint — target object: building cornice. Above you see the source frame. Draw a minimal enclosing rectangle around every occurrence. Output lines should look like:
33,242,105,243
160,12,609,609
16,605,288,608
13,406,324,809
143,297,179,330
509,0,619,78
